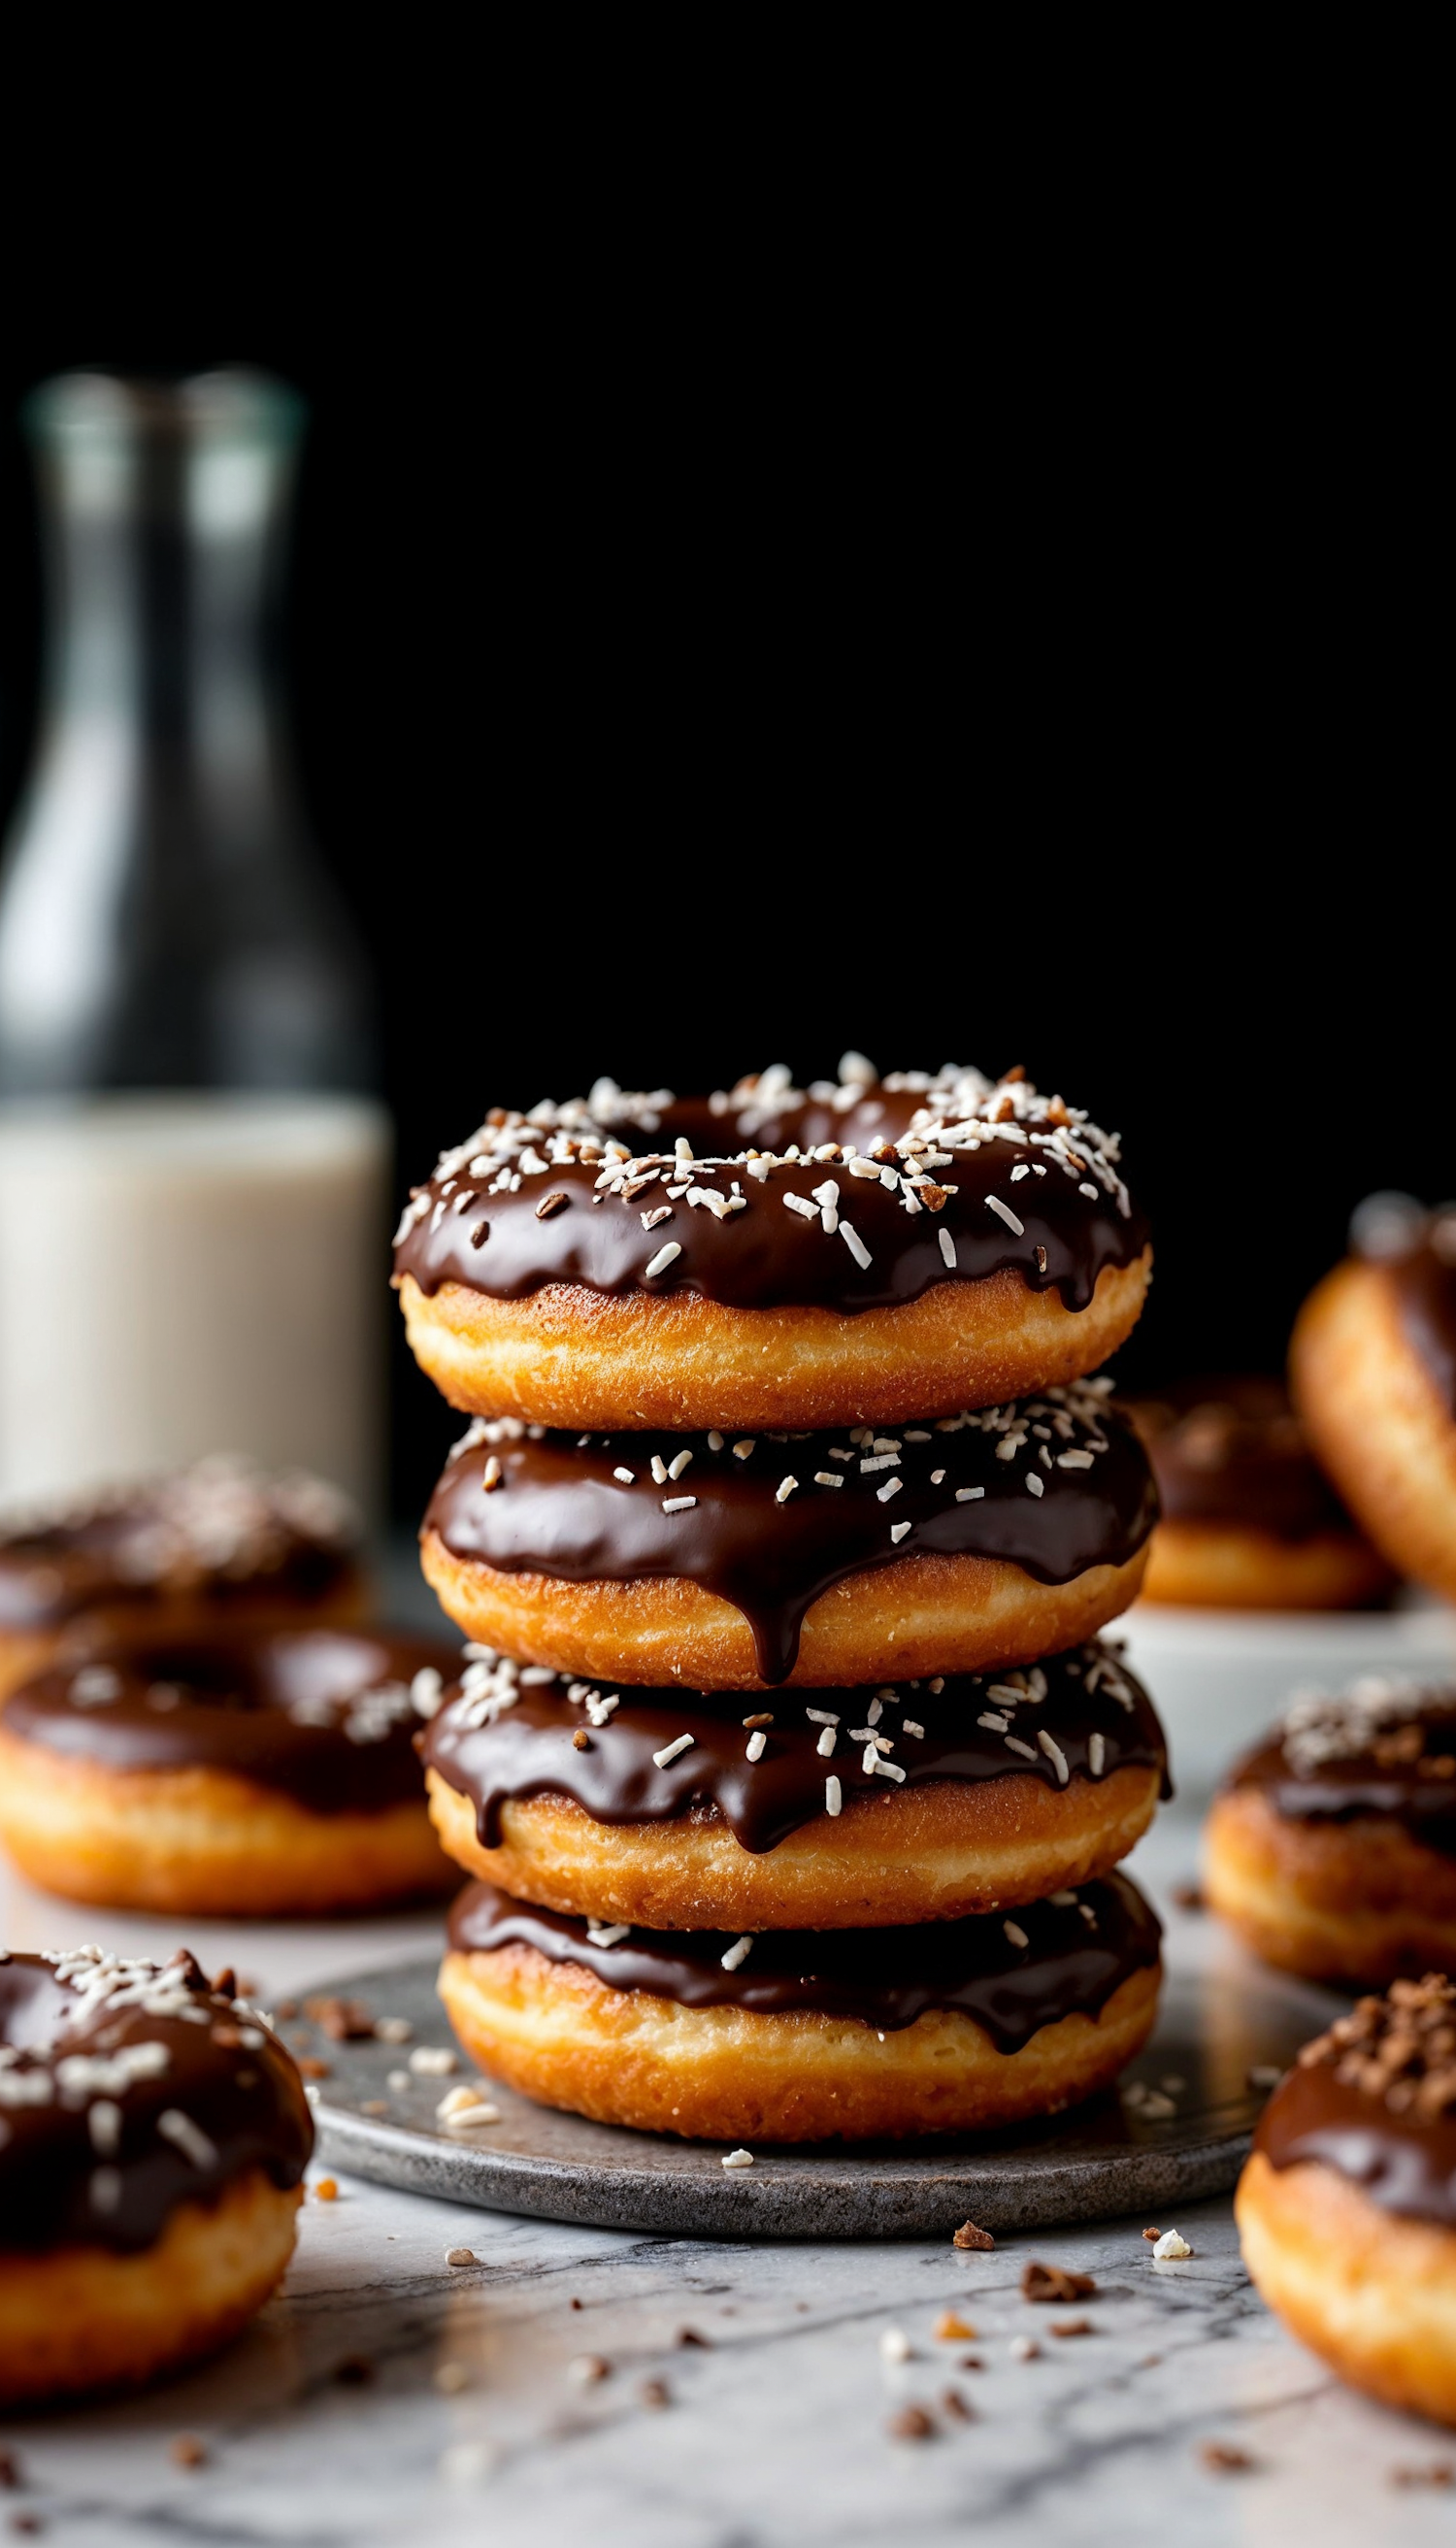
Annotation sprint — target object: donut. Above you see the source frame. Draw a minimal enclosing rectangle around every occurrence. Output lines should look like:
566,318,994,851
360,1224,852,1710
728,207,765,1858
1236,1974,1456,2426
418,1380,1156,1688
1205,1674,1456,1984
0,1943,312,2406
1127,1375,1391,1610
1291,1210,1456,1602
393,1062,1152,1432
0,1626,460,1915
419,1639,1169,1929
0,1455,366,1702
438,1870,1162,2142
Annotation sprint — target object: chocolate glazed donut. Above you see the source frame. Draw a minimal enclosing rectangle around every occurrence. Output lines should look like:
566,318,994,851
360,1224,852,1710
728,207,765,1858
438,1871,1163,2141
0,1627,460,1915
419,1382,1158,1687
1237,1976,1456,2426
420,1640,1171,1927
393,1064,1152,1430
0,1946,312,2406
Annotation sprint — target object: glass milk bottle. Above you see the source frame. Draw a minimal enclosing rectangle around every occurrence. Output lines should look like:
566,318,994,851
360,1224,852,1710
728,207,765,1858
0,371,387,1511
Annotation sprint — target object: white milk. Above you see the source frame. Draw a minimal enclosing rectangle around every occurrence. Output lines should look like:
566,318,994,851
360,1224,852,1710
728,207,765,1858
0,1096,389,1513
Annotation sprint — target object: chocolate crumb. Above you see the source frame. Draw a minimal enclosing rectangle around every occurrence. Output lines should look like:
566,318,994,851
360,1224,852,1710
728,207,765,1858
1199,2442,1254,2473
169,2436,208,2469
535,1191,570,1220
0,2464,16,2494
303,1995,376,2041
1392,2463,1454,2488
952,2219,995,2251
940,2388,974,2423
470,1219,490,1247
1172,1884,1204,1912
887,2406,936,2441
1142,2227,1161,2241
570,2297,583,2309
333,2356,374,2386
1021,2262,1096,2303
572,1729,591,1750
9,2516,42,2536
296,2057,332,2080
277,1999,298,2020
639,2379,671,2410
676,2327,711,2347
958,2355,984,2370
1051,2317,1095,2338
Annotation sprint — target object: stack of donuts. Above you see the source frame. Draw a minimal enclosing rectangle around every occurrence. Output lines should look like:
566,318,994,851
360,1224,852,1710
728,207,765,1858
395,1060,1172,2142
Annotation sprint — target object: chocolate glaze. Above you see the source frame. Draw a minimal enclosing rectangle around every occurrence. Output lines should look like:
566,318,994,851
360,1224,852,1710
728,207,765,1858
424,1640,1170,1856
425,1386,1157,1684
1232,1707,1456,1858
1128,1375,1352,1541
1257,2058,1456,2230
393,1067,1148,1318
447,1871,1162,2049
1386,1238,1456,1417
2,1627,460,1815
0,1456,361,1637
0,1947,312,2255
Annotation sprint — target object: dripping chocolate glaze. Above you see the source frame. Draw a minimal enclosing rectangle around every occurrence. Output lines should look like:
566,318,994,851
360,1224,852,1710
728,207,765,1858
1127,1375,1354,1542
393,1070,1149,1317
1256,2058,1456,2230
424,1641,1170,1857
1,1628,459,1815
447,1872,1161,2049
424,1386,1158,1684
1232,1705,1456,1857
0,1951,312,2255
0,1457,361,1637
1385,1239,1456,1418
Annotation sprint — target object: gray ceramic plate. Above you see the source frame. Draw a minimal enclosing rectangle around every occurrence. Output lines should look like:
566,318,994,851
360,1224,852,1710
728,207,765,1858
304,1905,1342,2238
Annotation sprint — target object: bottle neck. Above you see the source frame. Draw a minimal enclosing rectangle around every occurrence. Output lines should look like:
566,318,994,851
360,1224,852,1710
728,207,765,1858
36,383,298,809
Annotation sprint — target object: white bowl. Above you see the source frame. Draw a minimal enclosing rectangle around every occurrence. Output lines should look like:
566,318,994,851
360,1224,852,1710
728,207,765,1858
1118,1597,1456,1801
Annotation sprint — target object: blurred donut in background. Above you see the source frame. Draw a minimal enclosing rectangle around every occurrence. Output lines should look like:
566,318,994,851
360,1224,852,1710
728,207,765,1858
1126,1375,1391,1610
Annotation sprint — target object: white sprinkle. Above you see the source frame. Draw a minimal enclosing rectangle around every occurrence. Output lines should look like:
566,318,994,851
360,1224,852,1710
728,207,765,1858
745,1730,767,1761
89,2166,121,2213
928,1677,944,1695
825,1775,843,1816
1038,1730,1070,1783
1247,2066,1283,2091
375,2017,413,2043
782,1191,818,1218
840,1219,873,1270
816,1726,837,1756
930,1468,945,1484
156,2108,217,2169
877,1476,903,1504
879,2328,912,2364
720,1936,754,1972
1009,2336,1040,2363
733,1439,756,1460
645,1241,681,1279
437,2087,501,2128
1049,1890,1077,1906
1078,1182,1099,1200
721,2148,754,2169
805,1707,841,1725
1003,1920,1029,1949
1010,1164,1030,1181
874,1757,907,1781
1152,2229,1192,2260
1056,1448,1094,1469
481,1455,503,1491
938,1226,957,1270
661,1496,697,1513
410,1667,446,1719
813,1471,844,1488
652,1734,695,1768
890,1521,910,1542
1005,1736,1038,1760
69,1666,122,1707
1088,1731,1106,1775
667,1449,693,1480
986,1195,1025,1236
587,1923,630,1948
902,1720,924,1738
955,1485,985,1502
87,2099,122,2156
978,1713,1009,1732
859,1452,900,1473
411,2046,457,2076
708,1431,724,1451
866,1697,882,1725
613,1466,636,1484
776,1475,799,1503
650,1455,669,1484
641,1205,672,1230
1025,1473,1044,1497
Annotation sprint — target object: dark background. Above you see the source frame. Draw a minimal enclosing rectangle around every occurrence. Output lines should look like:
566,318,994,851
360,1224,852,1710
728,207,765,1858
1,337,1443,1522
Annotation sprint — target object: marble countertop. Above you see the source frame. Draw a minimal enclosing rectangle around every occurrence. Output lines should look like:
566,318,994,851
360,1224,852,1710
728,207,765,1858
4,1817,1454,2548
